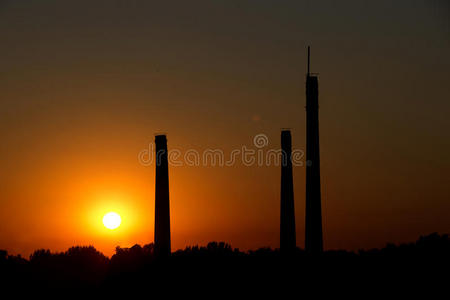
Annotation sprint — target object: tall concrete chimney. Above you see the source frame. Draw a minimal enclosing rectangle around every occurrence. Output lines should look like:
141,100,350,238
280,130,296,252
154,134,171,256
305,46,323,253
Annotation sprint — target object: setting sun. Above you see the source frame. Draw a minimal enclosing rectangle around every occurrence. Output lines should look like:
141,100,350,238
103,212,122,230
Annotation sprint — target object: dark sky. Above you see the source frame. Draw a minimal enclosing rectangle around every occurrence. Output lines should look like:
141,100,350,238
0,0,449,256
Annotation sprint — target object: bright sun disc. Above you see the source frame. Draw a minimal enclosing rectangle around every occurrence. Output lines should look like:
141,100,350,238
103,212,121,230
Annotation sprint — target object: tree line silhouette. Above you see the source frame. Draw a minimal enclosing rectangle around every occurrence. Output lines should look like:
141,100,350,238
0,233,448,292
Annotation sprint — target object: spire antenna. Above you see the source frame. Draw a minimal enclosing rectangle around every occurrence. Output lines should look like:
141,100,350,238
307,46,310,76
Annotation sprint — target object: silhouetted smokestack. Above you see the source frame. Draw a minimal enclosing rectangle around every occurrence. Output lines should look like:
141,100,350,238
154,134,171,256
305,46,323,253
280,130,296,252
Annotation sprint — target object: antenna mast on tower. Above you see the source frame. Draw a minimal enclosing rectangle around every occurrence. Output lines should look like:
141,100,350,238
307,46,310,75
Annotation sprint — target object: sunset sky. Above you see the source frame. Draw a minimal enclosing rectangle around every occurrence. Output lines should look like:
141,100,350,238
0,0,449,257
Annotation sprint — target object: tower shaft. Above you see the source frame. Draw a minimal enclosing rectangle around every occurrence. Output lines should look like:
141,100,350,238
305,48,323,253
280,130,296,252
154,135,171,256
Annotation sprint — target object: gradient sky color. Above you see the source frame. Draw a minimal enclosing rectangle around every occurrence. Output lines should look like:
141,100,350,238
0,0,449,256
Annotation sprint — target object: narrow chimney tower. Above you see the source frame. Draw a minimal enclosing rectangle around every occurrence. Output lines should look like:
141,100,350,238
305,46,324,253
280,130,296,252
154,134,171,256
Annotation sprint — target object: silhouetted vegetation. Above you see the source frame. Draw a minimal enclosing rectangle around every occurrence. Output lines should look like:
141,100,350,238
1,233,448,292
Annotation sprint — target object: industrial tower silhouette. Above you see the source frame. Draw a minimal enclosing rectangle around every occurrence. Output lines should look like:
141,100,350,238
280,130,296,252
305,47,324,253
154,134,171,256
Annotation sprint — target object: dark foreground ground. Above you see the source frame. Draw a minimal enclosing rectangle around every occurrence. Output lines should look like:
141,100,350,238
1,233,449,295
